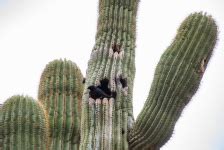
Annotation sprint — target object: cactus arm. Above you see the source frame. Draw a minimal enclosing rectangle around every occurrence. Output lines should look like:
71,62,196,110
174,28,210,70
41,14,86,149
80,0,139,149
0,95,49,150
128,13,218,149
38,59,84,149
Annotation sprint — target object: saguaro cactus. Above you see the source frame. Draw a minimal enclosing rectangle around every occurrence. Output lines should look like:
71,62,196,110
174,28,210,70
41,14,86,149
80,0,217,149
38,59,84,149
0,95,49,150
80,0,138,149
0,0,218,150
80,0,217,150
128,12,217,150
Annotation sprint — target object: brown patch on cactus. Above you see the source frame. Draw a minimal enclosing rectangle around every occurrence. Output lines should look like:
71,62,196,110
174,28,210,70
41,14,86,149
37,101,51,149
78,94,82,118
112,43,122,53
198,57,207,75
88,98,95,106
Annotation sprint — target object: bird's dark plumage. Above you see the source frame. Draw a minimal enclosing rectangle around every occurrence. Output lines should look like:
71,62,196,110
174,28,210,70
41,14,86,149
97,78,111,96
99,78,109,88
88,85,111,99
111,91,117,99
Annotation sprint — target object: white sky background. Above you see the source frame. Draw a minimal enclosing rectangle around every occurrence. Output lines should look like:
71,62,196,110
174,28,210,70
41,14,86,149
0,0,224,149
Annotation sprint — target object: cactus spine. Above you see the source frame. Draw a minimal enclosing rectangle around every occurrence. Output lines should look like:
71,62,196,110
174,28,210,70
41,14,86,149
0,1,219,150
38,59,84,150
0,95,49,150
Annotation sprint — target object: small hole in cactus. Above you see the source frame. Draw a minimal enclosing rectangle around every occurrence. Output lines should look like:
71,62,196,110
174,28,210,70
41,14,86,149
112,43,122,54
198,57,207,75
119,76,127,88
82,78,86,84
122,128,125,134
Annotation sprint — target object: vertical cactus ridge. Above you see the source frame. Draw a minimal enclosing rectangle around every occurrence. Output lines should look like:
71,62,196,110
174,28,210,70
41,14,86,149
38,59,84,150
129,12,218,149
80,0,139,149
0,1,219,150
0,95,49,150
96,0,138,39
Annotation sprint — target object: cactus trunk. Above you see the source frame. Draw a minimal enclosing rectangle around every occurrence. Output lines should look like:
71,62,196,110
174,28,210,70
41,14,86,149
80,0,139,149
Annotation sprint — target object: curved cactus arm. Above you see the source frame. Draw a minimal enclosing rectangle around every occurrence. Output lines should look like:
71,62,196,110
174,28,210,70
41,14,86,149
38,59,84,150
128,12,218,149
80,0,139,149
0,95,49,150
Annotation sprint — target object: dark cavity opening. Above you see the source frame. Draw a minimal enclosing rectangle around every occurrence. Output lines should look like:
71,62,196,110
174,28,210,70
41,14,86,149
119,76,127,88
88,78,117,100
82,78,86,84
112,44,122,54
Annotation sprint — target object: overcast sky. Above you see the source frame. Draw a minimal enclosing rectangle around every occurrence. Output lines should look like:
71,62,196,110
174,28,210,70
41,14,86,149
0,0,224,149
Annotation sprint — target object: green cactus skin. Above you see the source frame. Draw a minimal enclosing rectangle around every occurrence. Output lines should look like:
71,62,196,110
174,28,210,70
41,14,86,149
0,95,49,150
128,13,217,149
38,59,84,150
80,0,139,149
0,2,219,150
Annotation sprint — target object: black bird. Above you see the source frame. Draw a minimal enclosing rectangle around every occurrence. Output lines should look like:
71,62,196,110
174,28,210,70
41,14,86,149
97,78,111,96
88,85,111,99
111,91,117,99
